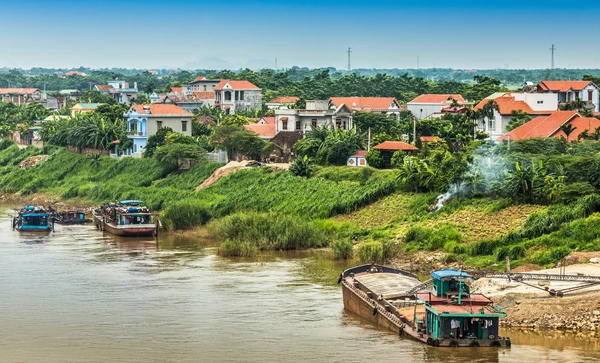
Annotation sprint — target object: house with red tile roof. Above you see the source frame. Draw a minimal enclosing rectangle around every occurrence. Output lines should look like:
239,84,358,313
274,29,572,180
159,91,216,112
473,92,558,140
498,110,600,142
215,80,262,114
537,80,599,112
372,141,419,168
329,97,404,119
347,150,368,167
0,88,46,106
244,122,277,139
266,96,300,109
124,104,192,157
407,94,468,120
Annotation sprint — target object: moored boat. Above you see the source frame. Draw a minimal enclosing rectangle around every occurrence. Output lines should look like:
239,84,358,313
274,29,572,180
340,264,511,348
12,206,54,232
93,200,157,237
54,210,90,225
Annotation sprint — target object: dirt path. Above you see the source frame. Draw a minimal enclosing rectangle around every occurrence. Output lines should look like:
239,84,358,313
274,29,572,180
195,161,290,191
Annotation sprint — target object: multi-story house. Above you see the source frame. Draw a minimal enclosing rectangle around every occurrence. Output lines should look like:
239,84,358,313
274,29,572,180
537,80,599,112
95,79,138,104
215,80,262,114
274,100,352,134
182,76,221,94
329,97,404,119
407,94,467,120
0,88,46,106
158,92,216,112
124,104,192,157
473,92,558,140
266,96,300,110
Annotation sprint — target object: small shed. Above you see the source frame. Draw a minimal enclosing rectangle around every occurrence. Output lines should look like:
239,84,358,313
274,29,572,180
373,141,419,168
347,150,368,167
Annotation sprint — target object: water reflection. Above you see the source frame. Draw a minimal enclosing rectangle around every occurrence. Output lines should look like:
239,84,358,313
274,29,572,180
2,207,600,362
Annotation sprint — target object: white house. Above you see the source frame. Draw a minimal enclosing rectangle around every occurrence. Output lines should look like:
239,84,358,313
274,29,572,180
329,97,404,119
347,150,368,167
181,76,221,94
124,104,192,157
266,96,300,109
407,94,466,120
537,80,600,112
95,79,138,104
274,100,352,134
215,80,262,114
473,92,558,141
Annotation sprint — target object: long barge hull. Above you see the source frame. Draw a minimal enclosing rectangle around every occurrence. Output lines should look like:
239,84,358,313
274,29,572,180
93,215,156,237
341,265,511,348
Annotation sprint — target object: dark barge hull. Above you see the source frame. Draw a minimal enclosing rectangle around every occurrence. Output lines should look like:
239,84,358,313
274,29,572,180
341,264,511,348
93,214,156,237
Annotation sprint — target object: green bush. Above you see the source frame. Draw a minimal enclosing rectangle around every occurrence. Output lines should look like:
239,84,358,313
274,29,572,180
404,225,462,251
356,241,384,263
161,199,212,230
208,213,326,250
331,239,353,259
365,149,385,169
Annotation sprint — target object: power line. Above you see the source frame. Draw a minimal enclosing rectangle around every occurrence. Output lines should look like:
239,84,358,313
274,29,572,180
347,47,352,71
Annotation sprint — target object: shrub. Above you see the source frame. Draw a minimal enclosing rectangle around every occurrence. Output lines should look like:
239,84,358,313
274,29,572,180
404,225,461,251
356,241,384,263
365,149,385,169
331,239,353,259
289,155,315,178
161,199,212,230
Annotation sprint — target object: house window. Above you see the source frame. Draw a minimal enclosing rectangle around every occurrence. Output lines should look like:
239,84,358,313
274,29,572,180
203,85,207,91
336,119,341,129
240,91,245,100
225,91,231,101
589,90,594,102
295,120,301,130
182,121,187,132
282,120,288,130
488,118,496,131
157,121,163,129
235,91,239,100
342,120,347,130
311,119,317,128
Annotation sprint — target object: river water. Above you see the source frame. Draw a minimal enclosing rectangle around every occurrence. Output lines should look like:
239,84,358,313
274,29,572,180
1,208,600,362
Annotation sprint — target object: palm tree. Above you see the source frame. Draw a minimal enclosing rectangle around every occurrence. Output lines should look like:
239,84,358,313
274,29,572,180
560,123,577,140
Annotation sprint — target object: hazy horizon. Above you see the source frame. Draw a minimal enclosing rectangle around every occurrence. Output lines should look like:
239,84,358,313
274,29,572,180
2,0,599,70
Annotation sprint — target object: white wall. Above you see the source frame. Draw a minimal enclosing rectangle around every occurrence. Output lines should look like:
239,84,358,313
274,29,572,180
512,93,558,111
407,104,443,120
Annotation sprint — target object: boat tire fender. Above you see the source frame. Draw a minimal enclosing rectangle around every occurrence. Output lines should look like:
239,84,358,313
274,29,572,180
490,340,501,348
469,340,480,347
337,274,343,284
434,339,440,347
506,339,511,348
372,307,377,316
448,340,458,347
426,338,433,346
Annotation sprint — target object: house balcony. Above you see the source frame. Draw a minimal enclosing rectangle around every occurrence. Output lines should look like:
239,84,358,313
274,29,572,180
127,131,147,138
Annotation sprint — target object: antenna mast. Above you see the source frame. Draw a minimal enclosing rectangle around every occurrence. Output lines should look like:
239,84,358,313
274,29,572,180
347,47,352,71
550,44,556,69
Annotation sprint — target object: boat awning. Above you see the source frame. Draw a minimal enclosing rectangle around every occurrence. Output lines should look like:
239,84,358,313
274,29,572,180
120,200,143,205
21,213,49,217
431,269,472,280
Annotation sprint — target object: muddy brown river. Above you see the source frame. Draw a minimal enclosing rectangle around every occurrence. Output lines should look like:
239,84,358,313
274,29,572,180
1,208,600,362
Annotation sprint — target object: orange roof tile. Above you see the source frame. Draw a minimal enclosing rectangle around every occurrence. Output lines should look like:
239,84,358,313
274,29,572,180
420,136,443,143
373,140,418,151
269,96,300,104
193,76,206,82
408,94,465,104
261,117,276,125
131,104,191,115
537,80,595,92
498,110,582,141
192,91,215,100
170,87,183,94
473,94,553,116
95,85,114,91
215,80,260,90
329,97,400,111
244,123,276,138
0,88,41,94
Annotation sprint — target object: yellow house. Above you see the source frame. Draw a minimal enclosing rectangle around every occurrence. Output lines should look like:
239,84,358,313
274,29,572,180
70,103,103,117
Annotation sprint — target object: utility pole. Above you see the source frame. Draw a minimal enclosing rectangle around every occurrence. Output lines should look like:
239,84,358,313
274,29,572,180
347,47,352,71
275,57,278,71
417,55,419,70
550,44,556,69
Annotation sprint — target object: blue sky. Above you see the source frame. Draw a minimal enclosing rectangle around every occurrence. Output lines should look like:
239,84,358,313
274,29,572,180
2,0,599,69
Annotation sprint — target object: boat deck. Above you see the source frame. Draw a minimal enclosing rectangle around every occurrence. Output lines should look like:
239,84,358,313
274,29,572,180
354,272,420,299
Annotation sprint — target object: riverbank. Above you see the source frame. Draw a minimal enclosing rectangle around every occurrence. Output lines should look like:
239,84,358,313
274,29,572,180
473,263,600,332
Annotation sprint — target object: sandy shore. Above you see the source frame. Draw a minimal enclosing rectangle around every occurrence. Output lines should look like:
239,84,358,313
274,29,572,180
472,263,600,331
